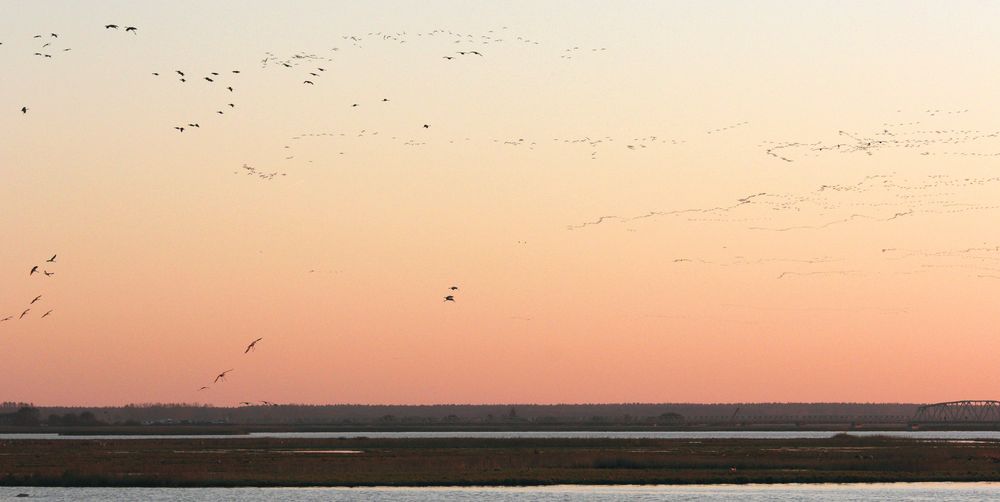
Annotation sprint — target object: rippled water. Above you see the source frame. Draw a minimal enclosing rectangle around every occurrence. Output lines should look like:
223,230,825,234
3,483,1000,501
3,430,1000,440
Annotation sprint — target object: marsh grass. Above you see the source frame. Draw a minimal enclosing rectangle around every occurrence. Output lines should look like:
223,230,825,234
1,436,999,487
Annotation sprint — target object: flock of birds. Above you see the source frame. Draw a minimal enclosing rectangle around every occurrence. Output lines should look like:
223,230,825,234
7,17,1000,406
150,68,240,133
2,255,58,324
196,337,272,405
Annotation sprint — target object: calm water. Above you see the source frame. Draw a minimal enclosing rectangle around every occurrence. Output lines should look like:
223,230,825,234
3,430,1000,440
2,483,1000,501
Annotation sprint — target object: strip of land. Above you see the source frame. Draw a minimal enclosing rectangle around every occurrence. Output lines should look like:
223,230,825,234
2,435,1000,487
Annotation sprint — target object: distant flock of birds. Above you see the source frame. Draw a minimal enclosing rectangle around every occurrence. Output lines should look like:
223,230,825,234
2,255,58,324
196,337,271,406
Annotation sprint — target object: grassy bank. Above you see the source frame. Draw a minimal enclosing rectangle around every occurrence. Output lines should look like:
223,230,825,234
2,435,1000,487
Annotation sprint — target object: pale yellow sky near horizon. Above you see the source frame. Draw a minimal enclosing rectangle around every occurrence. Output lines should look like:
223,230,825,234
3,1,1000,406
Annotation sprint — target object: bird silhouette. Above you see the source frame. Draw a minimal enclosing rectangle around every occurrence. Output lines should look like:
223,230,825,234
303,80,314,85
198,386,209,391
244,337,263,353
204,77,214,82
105,24,118,29
46,254,56,263
29,266,38,275
226,86,233,92
423,124,430,128
40,310,52,318
214,369,234,383
449,286,459,291
125,26,137,34
19,309,30,319
20,107,28,114
176,70,184,76
43,270,54,276
0,316,12,322
444,295,455,302
30,295,42,304
174,126,185,132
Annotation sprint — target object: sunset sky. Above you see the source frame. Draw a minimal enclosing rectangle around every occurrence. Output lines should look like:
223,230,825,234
3,1,1000,406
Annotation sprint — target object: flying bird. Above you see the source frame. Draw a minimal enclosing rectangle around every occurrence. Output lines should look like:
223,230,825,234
204,76,214,82
176,70,184,76
444,295,455,302
105,24,118,29
46,254,56,262
19,309,30,319
449,286,459,291
244,337,263,353
30,295,42,304
21,107,28,114
125,26,137,33
40,310,52,318
214,369,234,383
43,270,54,276
29,266,38,275
226,86,233,92
198,386,209,391
423,124,430,128
0,316,12,322
303,80,314,85
174,126,185,132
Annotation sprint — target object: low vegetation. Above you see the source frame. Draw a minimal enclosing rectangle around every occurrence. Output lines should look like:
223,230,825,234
2,436,1000,486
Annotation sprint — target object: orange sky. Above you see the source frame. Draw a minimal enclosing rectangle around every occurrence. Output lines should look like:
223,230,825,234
3,1,1000,406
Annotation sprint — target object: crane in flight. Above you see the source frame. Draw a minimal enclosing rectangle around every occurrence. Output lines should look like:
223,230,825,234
214,369,234,383
244,337,263,353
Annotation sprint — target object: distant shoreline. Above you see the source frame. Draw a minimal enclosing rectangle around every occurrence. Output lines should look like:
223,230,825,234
4,436,1000,487
6,422,1000,436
